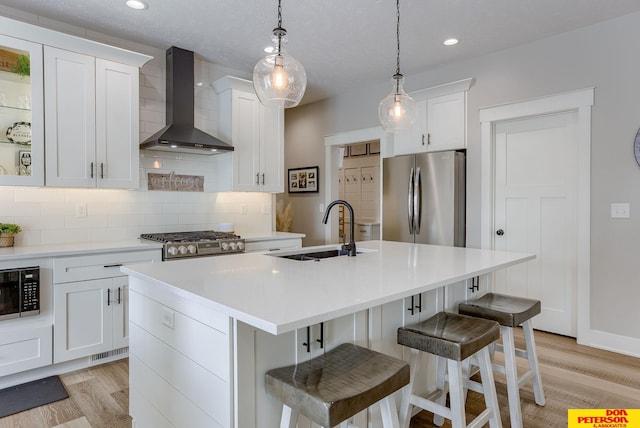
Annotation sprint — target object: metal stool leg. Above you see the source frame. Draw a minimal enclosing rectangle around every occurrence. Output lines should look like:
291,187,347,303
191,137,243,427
522,319,545,406
501,326,523,428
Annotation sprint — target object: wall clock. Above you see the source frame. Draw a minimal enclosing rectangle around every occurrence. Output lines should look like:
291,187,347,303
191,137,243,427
635,128,640,167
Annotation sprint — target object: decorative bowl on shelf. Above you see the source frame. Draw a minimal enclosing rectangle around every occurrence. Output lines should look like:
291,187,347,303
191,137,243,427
6,121,31,144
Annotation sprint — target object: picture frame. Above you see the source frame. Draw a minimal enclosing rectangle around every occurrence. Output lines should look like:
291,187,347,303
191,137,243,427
349,143,367,156
288,166,319,193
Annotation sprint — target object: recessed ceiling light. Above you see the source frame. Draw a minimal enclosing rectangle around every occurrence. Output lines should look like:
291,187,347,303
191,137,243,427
443,38,459,46
126,0,148,10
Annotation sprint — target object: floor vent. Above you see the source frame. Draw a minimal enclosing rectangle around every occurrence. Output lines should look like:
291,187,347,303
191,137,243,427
90,347,129,363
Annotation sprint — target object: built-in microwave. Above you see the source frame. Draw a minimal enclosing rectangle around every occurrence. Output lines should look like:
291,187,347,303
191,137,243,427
0,266,40,320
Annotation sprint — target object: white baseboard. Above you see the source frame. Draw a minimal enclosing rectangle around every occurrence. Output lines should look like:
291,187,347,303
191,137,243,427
0,351,128,390
578,329,640,358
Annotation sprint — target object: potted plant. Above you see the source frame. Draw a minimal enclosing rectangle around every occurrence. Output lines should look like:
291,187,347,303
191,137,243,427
0,223,21,247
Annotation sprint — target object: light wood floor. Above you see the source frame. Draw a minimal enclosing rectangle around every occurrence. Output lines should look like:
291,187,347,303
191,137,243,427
1,330,639,427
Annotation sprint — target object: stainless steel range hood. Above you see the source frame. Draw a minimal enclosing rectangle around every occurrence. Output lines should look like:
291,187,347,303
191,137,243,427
140,47,233,155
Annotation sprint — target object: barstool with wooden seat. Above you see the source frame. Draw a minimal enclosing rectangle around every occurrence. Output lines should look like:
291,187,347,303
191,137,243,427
266,343,409,428
458,293,545,428
397,312,503,428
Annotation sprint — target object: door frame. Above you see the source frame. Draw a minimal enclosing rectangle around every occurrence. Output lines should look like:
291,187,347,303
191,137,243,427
323,126,388,244
479,87,593,343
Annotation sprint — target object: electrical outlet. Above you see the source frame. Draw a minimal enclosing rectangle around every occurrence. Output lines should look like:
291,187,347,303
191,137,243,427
240,204,248,215
162,308,175,329
611,203,630,218
261,203,271,215
76,202,87,218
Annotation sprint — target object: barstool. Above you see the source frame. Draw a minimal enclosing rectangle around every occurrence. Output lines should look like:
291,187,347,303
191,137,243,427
397,312,502,428
459,293,545,428
265,343,409,428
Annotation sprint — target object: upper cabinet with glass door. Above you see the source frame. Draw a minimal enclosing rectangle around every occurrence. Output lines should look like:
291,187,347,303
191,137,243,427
0,34,43,186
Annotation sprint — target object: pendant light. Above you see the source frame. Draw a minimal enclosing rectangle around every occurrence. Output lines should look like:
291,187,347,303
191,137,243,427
378,0,416,131
253,0,307,108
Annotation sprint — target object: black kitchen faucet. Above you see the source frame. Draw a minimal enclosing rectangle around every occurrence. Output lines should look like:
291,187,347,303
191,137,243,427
322,199,357,256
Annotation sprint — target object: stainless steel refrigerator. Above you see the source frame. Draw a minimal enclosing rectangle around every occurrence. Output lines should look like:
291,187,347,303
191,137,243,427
382,150,465,246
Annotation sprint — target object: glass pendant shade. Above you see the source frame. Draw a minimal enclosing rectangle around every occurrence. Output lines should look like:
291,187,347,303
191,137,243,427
378,74,416,131
253,31,307,108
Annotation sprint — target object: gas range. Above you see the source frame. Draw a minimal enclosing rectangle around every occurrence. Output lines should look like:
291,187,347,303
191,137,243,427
140,231,245,260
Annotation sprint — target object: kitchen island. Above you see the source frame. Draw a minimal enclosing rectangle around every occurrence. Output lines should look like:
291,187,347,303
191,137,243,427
122,240,534,428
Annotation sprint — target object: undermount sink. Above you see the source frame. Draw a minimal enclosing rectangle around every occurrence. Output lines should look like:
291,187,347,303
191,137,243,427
273,247,375,261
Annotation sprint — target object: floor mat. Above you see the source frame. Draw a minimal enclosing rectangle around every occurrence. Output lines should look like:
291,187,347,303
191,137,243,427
0,375,69,418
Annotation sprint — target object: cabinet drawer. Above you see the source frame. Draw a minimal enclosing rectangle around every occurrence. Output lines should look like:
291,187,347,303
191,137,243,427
129,290,230,380
0,324,52,377
245,238,301,253
53,249,160,283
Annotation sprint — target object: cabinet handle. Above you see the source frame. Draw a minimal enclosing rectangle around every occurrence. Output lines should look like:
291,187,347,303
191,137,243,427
103,264,123,268
261,173,265,185
302,326,311,353
256,173,260,185
415,293,422,313
421,134,425,146
107,288,111,306
117,287,122,304
316,322,324,349
90,162,94,178
100,163,104,179
427,133,431,145
408,295,415,315
468,276,480,293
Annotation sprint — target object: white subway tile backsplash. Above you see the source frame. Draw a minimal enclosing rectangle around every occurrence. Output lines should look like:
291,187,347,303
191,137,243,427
41,229,88,245
139,85,163,101
14,187,65,203
5,202,41,216
0,187,15,202
140,109,164,124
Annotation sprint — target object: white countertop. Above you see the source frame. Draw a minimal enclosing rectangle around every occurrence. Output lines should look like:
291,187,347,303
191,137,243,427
122,240,535,335
0,239,162,262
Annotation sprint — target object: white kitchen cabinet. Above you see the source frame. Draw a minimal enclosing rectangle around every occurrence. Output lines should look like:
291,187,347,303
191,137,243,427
213,76,284,192
44,46,140,188
294,313,369,428
0,35,45,186
0,324,52,377
52,249,160,363
236,311,369,428
392,79,472,157
393,93,465,155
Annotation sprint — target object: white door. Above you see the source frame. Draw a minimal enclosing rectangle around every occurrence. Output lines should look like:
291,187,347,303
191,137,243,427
493,111,579,336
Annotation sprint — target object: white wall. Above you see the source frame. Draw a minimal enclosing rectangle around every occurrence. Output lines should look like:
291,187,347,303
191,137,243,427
285,11,640,346
0,6,273,244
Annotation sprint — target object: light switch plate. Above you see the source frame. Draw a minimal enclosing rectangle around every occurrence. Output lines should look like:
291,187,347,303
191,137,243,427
611,203,630,218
